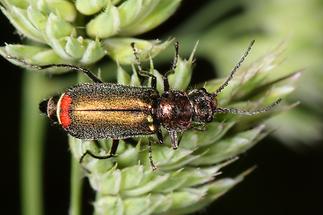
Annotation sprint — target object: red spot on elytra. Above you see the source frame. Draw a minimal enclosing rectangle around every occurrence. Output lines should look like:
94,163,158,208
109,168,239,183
60,95,72,128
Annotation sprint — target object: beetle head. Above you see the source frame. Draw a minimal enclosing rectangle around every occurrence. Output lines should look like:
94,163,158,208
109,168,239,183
188,88,216,123
39,95,60,123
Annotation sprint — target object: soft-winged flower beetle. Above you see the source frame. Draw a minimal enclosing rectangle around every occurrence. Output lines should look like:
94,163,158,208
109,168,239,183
9,40,281,170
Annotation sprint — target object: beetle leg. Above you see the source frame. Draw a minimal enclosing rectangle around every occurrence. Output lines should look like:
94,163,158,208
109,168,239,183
163,41,179,92
177,133,183,147
5,55,103,83
110,139,120,155
169,130,179,149
79,139,119,163
130,42,157,89
192,122,207,131
139,70,157,89
148,140,157,170
156,129,164,144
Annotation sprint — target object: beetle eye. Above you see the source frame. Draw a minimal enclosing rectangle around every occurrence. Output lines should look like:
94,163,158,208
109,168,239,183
200,88,207,93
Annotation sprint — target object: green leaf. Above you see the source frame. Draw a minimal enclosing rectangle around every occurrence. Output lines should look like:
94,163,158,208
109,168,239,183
192,125,266,166
76,0,109,15
0,5,44,42
103,38,172,64
86,5,120,38
119,0,182,35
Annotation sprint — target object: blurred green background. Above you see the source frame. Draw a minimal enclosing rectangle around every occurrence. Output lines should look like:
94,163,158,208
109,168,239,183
1,0,322,214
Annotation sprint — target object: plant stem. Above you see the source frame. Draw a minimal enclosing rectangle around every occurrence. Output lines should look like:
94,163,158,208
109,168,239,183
20,72,47,215
69,136,83,215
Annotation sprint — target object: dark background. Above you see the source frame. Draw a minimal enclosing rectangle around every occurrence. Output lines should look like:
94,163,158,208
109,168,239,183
1,1,323,215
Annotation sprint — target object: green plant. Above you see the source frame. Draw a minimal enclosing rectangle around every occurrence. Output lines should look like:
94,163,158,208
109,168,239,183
0,1,299,215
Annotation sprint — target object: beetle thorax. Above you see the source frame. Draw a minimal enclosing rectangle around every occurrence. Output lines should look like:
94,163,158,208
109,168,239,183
157,91,193,131
187,88,216,123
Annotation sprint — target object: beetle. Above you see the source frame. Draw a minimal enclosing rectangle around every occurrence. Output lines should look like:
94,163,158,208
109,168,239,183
9,40,281,169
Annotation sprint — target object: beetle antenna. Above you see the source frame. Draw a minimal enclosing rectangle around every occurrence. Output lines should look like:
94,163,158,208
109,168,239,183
5,55,103,83
171,41,179,71
130,42,157,89
213,40,255,97
214,98,282,115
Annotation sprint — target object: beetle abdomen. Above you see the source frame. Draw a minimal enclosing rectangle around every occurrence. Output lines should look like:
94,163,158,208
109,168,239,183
58,83,159,139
